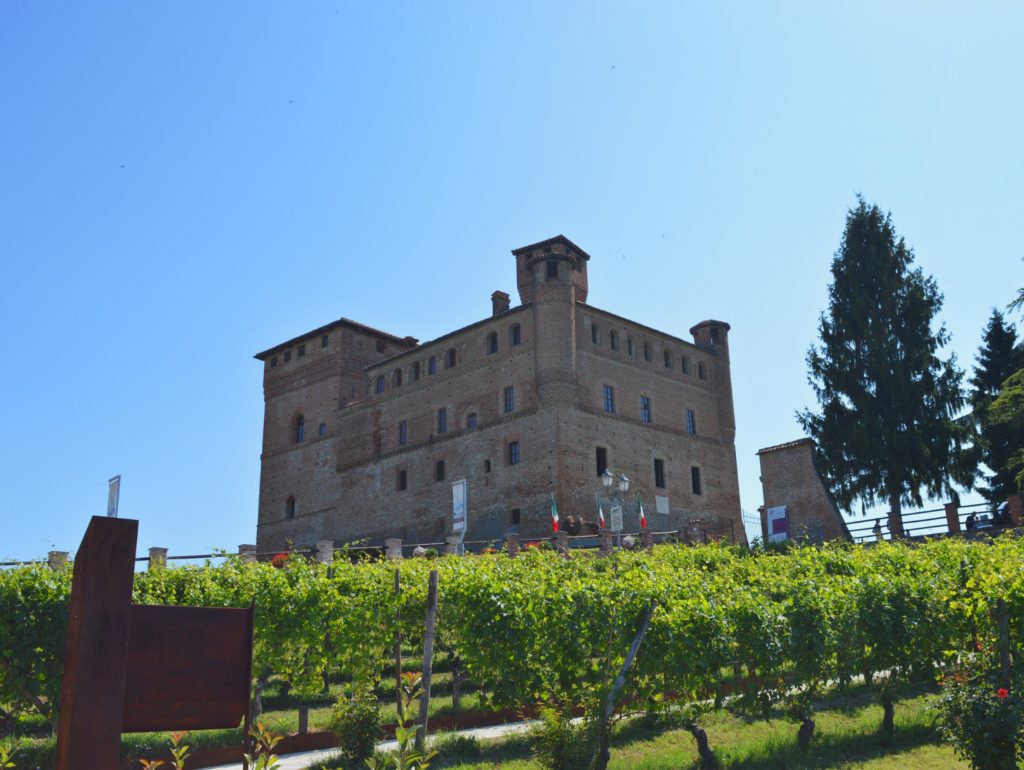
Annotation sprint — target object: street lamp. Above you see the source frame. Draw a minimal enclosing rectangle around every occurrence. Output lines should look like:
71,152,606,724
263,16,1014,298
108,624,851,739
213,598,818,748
600,469,630,545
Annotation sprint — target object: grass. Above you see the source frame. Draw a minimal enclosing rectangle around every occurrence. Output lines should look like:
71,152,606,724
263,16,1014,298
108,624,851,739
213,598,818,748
379,685,969,770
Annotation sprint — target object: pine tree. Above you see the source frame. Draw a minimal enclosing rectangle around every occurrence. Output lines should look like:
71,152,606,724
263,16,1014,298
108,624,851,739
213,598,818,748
970,310,1023,503
798,198,974,528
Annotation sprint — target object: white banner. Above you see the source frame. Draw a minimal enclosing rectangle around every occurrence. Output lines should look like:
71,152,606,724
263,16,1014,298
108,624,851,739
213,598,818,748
451,479,467,533
107,475,121,518
767,505,788,543
609,504,624,532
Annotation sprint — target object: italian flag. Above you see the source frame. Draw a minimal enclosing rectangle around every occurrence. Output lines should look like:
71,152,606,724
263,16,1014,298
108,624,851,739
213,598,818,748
638,494,647,529
550,494,560,533
596,494,606,529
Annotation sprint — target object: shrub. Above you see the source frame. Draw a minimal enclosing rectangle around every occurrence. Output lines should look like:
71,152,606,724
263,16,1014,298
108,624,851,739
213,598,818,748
936,659,1023,770
532,710,598,770
329,693,382,768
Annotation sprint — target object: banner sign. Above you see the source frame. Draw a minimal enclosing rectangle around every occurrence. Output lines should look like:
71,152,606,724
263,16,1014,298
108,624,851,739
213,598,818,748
609,504,624,533
107,475,121,518
451,479,467,533
767,505,789,543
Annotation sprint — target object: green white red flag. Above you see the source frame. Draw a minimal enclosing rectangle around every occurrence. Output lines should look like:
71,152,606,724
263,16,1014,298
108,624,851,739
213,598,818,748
596,494,606,529
638,494,647,529
550,494,560,533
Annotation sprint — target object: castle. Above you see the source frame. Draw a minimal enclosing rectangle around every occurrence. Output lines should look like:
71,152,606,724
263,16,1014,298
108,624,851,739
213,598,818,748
254,235,742,551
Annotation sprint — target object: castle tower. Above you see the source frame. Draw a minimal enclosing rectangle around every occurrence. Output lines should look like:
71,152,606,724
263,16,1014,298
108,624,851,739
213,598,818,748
690,319,735,442
512,236,590,409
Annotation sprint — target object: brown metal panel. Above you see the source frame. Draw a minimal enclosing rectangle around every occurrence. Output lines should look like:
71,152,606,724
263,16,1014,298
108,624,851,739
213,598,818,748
55,516,139,770
123,604,253,732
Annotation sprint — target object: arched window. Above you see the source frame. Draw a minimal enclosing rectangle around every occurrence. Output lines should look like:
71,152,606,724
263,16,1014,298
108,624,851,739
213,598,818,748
428,356,437,375
412,362,421,381
392,368,402,387
609,330,618,351
486,332,498,355
466,412,478,430
285,496,296,519
374,375,386,394
294,415,305,444
318,422,327,437
445,348,457,368
509,324,521,346
698,361,707,380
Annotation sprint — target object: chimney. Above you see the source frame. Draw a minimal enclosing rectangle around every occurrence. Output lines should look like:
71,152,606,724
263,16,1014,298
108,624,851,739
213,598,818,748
491,290,511,316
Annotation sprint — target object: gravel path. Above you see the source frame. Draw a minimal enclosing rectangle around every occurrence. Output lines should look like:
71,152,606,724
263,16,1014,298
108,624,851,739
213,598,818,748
203,719,537,770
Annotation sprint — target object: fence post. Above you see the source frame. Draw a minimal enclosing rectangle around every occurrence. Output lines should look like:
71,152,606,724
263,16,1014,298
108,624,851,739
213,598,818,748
944,501,961,535
598,530,613,555
298,705,309,735
641,529,654,551
148,547,167,571
1008,494,1023,527
445,534,461,556
48,551,69,571
505,533,519,558
238,544,258,562
554,531,569,556
385,538,403,560
316,540,334,564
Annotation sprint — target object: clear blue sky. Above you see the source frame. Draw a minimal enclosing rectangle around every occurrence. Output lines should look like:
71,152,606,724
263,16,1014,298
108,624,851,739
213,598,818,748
1,2,1021,560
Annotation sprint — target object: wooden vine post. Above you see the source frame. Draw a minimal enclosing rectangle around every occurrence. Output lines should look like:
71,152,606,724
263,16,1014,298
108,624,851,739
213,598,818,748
592,601,658,770
416,569,440,751
394,568,403,720
997,598,1011,690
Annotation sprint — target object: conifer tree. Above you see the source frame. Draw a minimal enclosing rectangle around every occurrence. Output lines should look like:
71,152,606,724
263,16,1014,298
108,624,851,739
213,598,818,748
970,310,1023,503
798,198,974,526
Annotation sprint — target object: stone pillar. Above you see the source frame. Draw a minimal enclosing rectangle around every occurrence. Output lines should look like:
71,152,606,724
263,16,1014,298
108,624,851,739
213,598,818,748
385,538,403,560
239,544,258,562
505,533,519,558
315,540,333,564
945,501,961,535
598,530,613,555
445,535,462,555
641,529,654,551
47,551,68,571
148,547,167,571
554,531,569,556
1009,494,1023,527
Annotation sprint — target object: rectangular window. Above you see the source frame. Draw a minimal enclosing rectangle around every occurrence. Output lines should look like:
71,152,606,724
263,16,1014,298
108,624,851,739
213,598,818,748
321,334,329,348
596,447,608,478
603,385,615,414
435,460,446,482
428,357,437,375
510,325,521,345
376,340,386,353
298,344,306,358
270,357,278,368
508,441,520,465
397,469,407,491
610,332,618,351
591,325,600,345
686,409,697,435
691,466,702,495
399,420,408,446
467,413,477,430
511,508,521,525
681,356,690,374
627,339,635,357
663,350,672,368
546,259,559,278
643,343,651,362
654,459,666,489
284,350,291,363
484,459,492,473
640,396,651,423
437,408,447,434
503,386,515,413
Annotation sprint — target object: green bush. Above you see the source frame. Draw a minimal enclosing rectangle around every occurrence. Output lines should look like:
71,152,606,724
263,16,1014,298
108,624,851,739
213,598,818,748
329,693,382,768
531,710,598,770
936,664,1023,770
